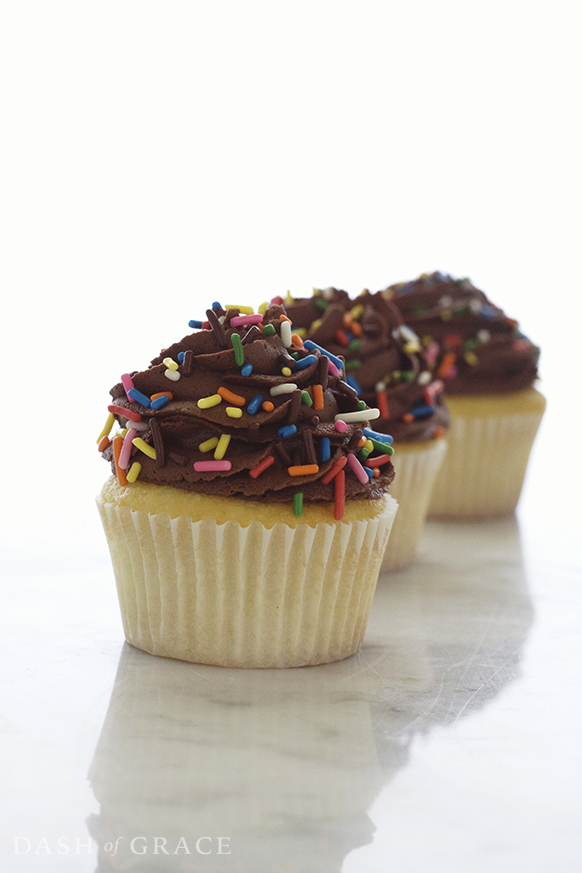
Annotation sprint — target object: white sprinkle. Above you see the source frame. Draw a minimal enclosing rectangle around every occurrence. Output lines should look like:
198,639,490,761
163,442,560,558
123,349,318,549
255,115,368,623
165,369,181,381
439,295,452,307
477,329,491,343
280,320,292,347
469,298,482,313
418,370,432,385
375,381,387,392
399,324,420,344
334,409,381,423
128,420,149,431
270,383,297,396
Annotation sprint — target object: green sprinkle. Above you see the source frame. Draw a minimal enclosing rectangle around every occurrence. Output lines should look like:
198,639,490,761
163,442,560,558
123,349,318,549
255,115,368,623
463,338,478,350
348,339,362,351
293,492,303,516
231,333,244,366
400,371,414,382
368,438,395,455
345,359,361,370
301,390,313,407
313,298,329,312
262,324,276,336
358,447,371,462
290,352,299,359
357,400,367,410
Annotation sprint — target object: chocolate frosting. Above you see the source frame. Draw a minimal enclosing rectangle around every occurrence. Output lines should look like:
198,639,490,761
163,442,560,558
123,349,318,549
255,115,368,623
284,289,449,443
100,303,394,505
384,272,541,395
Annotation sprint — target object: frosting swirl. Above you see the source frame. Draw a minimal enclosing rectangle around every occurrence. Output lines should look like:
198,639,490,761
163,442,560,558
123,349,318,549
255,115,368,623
98,302,395,514
383,272,540,394
284,289,449,443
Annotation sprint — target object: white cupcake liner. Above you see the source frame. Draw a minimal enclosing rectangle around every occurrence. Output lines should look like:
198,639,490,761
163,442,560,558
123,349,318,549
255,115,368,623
97,497,398,668
428,403,544,518
381,439,447,572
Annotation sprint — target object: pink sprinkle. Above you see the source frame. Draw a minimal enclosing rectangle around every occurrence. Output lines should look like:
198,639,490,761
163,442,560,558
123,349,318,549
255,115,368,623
424,378,445,402
194,460,232,472
347,452,369,484
328,359,340,377
425,342,440,365
121,373,135,398
334,420,348,433
229,313,263,327
119,428,137,469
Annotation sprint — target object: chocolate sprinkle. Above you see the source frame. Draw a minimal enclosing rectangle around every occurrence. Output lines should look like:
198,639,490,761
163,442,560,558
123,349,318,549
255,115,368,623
275,441,292,467
347,429,364,451
288,389,302,425
302,429,317,466
206,308,228,349
316,354,329,390
149,418,166,468
183,349,194,375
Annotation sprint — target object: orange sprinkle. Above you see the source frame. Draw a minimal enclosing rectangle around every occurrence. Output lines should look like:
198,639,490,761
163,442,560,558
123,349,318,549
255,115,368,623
98,436,110,453
437,351,456,379
150,391,173,401
351,321,362,337
113,436,128,486
357,437,367,448
313,384,324,410
262,401,274,412
342,312,353,328
373,468,380,478
217,387,246,406
434,426,446,439
291,333,304,348
287,464,320,477
403,413,414,423
280,315,292,323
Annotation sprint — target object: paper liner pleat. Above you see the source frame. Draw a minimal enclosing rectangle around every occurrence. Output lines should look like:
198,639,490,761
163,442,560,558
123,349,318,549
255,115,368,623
381,439,447,572
428,408,544,518
97,498,398,668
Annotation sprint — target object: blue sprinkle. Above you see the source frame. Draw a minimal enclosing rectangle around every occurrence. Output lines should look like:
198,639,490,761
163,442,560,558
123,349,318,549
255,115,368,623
189,320,203,329
151,395,170,410
303,341,344,371
411,405,434,419
345,331,354,341
177,352,185,364
346,374,362,395
212,301,222,310
320,437,331,463
363,427,394,445
127,388,151,408
247,394,263,415
294,354,317,371
241,364,253,376
278,424,297,439
364,466,374,478
480,304,495,319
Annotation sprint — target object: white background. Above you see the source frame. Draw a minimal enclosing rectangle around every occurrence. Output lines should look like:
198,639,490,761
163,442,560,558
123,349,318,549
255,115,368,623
1,4,582,871
1,0,581,568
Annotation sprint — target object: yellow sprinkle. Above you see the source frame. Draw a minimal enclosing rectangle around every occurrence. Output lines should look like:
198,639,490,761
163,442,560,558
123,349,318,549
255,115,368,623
163,357,179,371
311,319,322,331
118,428,128,438
404,341,421,353
281,367,292,376
293,326,306,338
198,394,222,409
312,287,320,296
285,290,293,304
441,311,453,321
132,437,156,459
225,304,254,314
365,439,374,453
214,434,231,460
258,301,268,316
127,462,141,483
422,336,433,347
199,437,219,453
464,351,479,366
350,304,364,320
96,412,115,444
226,407,243,418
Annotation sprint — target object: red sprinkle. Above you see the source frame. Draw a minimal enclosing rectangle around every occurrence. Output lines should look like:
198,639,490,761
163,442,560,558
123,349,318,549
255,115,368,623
365,454,392,468
376,391,389,418
444,333,462,348
434,426,446,438
321,455,347,485
201,321,210,329
334,470,345,520
108,404,142,423
335,330,349,346
271,296,284,305
249,455,275,479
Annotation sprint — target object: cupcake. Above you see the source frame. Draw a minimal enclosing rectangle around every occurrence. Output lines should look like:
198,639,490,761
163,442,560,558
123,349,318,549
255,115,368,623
96,301,398,668
385,272,545,518
283,289,449,570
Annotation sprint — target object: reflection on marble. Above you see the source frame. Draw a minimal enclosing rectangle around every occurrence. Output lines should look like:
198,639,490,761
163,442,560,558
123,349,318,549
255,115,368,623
87,518,532,872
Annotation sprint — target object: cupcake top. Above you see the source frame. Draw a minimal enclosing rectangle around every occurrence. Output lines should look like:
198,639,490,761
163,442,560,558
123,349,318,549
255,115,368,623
97,301,395,519
283,288,449,443
383,272,540,395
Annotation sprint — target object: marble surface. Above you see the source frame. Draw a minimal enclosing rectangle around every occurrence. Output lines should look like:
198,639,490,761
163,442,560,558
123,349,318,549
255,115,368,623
1,415,581,873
